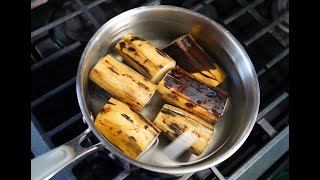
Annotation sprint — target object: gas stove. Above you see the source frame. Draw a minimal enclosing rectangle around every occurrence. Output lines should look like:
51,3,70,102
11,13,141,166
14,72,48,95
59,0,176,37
31,0,289,179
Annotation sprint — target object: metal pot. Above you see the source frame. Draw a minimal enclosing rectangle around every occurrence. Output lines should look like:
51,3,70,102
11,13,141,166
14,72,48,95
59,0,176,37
31,5,260,180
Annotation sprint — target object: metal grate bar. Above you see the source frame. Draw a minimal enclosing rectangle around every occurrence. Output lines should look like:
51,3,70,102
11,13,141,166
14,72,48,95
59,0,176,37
257,69,266,77
257,92,288,121
31,76,76,108
142,0,160,6
31,41,81,71
237,0,268,25
257,47,288,77
31,0,106,38
179,172,194,180
191,3,204,11
265,48,289,68
112,169,131,180
31,30,49,43
190,0,216,11
31,0,48,10
227,126,289,180
31,54,37,63
261,155,288,179
211,166,226,180
144,0,215,12
269,30,289,47
188,0,216,11
257,118,277,137
203,0,215,4
223,0,264,24
244,12,288,46
237,0,289,47
74,0,101,30
46,112,82,137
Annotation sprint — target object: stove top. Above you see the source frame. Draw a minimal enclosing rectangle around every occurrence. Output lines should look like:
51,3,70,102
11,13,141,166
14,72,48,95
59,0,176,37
31,0,289,179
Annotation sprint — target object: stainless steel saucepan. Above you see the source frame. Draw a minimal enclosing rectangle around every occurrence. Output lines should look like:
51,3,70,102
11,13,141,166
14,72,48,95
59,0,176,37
31,5,260,180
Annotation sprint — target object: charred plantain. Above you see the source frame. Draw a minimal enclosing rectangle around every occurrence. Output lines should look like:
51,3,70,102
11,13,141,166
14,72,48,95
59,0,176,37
156,67,227,125
163,34,226,87
153,104,214,156
94,98,161,159
115,33,176,83
89,54,157,111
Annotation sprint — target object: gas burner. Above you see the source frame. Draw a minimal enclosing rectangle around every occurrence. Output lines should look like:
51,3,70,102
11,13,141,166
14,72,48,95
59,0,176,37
49,2,114,48
272,0,289,34
31,1,116,60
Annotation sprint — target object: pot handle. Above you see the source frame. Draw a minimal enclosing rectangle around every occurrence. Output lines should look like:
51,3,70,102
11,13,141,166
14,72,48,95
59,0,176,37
31,128,103,180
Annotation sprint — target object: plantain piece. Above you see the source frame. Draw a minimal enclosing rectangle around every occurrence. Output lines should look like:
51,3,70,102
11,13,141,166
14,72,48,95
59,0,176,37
156,70,227,125
89,54,157,111
115,33,176,83
168,66,228,106
95,98,161,159
153,104,214,156
163,34,227,87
